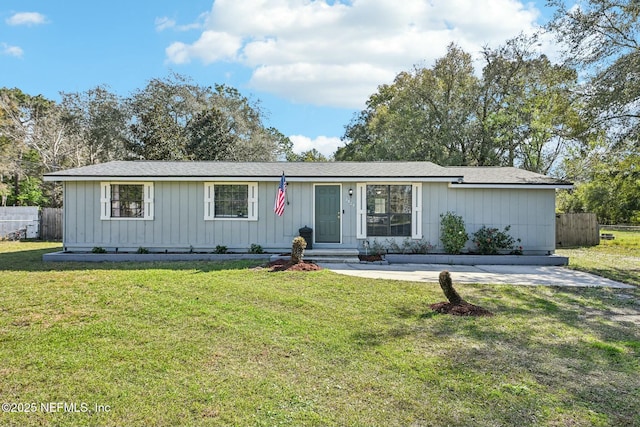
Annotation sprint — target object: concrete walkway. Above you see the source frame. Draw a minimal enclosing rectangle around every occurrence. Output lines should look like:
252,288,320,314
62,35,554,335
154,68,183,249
319,263,635,288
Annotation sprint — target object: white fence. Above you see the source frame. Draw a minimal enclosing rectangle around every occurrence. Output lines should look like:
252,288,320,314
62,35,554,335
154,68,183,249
0,207,40,239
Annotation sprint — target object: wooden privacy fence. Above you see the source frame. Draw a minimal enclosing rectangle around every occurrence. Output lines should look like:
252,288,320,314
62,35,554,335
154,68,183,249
556,213,599,248
40,208,63,241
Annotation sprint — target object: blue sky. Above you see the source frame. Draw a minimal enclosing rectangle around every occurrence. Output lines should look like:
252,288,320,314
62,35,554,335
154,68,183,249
1,0,557,156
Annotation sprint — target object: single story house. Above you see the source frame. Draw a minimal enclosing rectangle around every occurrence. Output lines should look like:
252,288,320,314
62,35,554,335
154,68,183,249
43,161,572,255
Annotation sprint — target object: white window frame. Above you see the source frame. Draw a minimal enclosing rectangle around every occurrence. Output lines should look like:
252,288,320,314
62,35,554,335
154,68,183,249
356,182,422,239
100,182,154,221
204,182,258,221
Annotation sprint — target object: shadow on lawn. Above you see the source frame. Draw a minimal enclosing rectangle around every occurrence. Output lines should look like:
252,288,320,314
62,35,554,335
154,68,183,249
0,247,262,273
352,286,640,425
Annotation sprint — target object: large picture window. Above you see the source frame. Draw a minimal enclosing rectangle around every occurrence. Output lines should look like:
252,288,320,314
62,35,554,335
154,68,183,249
100,182,154,220
204,182,258,221
356,183,422,239
366,185,412,236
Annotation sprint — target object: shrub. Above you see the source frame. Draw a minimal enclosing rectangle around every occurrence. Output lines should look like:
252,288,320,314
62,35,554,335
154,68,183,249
214,245,228,254
370,239,387,256
136,247,149,254
409,239,434,254
291,236,307,263
440,212,469,254
386,238,433,254
91,247,107,254
472,225,521,255
249,243,264,254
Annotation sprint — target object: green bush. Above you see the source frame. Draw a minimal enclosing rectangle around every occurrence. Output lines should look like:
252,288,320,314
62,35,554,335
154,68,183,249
249,243,264,254
472,225,521,255
214,245,228,254
136,247,149,254
439,212,469,254
91,247,107,254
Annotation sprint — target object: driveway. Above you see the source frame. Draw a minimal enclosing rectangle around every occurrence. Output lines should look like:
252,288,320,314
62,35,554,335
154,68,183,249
319,263,634,288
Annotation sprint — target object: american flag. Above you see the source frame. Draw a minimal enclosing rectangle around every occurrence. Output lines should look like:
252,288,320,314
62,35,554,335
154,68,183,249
274,173,287,216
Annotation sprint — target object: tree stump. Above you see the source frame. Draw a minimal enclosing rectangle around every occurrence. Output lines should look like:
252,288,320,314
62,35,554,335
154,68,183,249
430,270,494,317
438,271,463,304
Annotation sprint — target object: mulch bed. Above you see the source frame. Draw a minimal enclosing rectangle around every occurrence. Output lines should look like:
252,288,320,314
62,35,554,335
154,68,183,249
358,254,383,262
267,259,323,272
429,301,494,317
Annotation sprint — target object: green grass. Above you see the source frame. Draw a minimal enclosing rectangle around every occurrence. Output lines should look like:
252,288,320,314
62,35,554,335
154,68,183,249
557,230,640,286
1,242,640,426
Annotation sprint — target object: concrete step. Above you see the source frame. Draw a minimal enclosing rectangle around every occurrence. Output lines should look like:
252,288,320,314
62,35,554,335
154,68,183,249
270,249,360,264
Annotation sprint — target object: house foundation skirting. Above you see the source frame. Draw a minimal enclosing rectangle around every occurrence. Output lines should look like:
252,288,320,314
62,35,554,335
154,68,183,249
43,250,568,265
384,254,568,266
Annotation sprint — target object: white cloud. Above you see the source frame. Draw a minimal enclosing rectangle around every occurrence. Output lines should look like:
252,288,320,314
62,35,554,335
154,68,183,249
155,17,176,32
165,0,544,108
289,135,344,157
166,31,242,64
1,43,23,57
6,12,47,26
156,14,206,32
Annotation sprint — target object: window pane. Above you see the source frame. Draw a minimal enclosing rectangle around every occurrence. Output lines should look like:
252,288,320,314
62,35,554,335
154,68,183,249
366,184,411,237
215,185,248,218
389,185,411,214
367,185,387,214
390,213,411,236
111,184,144,218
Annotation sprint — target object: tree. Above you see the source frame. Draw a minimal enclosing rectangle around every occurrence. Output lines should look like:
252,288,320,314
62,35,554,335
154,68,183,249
547,0,640,146
185,107,236,160
336,44,481,164
547,0,639,222
126,74,286,161
336,40,582,173
288,148,330,162
0,88,74,206
60,86,128,164
481,35,584,173
558,145,640,224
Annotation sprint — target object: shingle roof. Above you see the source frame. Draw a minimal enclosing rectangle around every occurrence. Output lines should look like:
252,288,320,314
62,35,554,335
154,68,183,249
43,160,571,186
45,161,452,179
443,166,570,185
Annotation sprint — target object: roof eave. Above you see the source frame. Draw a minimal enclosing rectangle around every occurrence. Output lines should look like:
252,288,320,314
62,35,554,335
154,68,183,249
44,175,463,183
448,183,574,190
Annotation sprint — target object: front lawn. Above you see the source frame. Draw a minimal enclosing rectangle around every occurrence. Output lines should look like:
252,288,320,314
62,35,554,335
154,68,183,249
1,242,639,426
557,229,640,286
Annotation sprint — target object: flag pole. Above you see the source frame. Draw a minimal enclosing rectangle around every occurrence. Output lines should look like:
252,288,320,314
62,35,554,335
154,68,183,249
284,171,290,205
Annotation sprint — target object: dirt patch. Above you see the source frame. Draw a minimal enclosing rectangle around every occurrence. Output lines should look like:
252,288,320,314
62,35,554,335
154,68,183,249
430,270,494,317
358,254,384,262
429,301,494,317
268,259,322,272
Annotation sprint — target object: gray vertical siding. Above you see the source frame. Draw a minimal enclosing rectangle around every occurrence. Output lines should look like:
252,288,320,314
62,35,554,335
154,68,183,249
62,180,360,252
422,183,556,254
62,180,556,253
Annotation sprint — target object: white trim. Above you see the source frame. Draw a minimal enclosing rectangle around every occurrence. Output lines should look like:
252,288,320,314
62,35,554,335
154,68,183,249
204,182,214,220
100,182,110,220
313,184,342,245
47,176,460,183
411,183,422,239
203,182,258,221
143,183,154,220
358,183,419,240
356,183,367,239
448,183,574,190
100,181,154,221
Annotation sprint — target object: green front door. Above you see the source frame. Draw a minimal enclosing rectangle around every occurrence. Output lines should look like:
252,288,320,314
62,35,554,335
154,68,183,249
315,185,341,243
